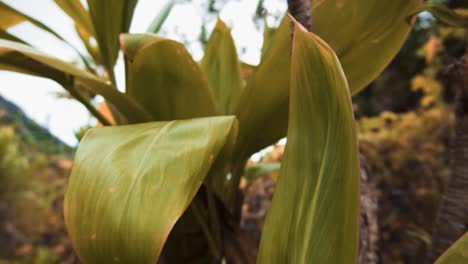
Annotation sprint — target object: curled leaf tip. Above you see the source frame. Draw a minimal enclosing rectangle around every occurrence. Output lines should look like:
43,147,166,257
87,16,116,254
118,33,127,49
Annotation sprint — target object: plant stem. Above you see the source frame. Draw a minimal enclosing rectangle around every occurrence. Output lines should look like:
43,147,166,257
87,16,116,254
61,77,112,126
189,200,221,259
206,190,222,249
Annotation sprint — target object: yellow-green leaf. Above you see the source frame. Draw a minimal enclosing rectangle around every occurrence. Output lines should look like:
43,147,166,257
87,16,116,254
54,0,101,63
436,233,468,264
0,2,61,39
313,0,421,94
0,29,27,44
257,19,360,263
0,39,151,124
261,23,277,60
75,23,102,64
201,18,243,115
55,0,94,34
234,16,291,160
408,2,468,28
244,162,280,183
0,1,94,69
122,34,217,120
235,0,421,163
87,0,138,72
64,116,237,264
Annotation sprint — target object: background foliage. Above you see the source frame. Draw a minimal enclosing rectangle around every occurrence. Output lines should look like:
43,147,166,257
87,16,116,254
0,1,467,263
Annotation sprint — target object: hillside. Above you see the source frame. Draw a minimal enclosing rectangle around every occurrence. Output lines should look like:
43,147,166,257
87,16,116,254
0,95,73,156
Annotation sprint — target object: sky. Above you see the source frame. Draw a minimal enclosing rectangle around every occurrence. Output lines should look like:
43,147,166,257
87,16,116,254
0,0,286,146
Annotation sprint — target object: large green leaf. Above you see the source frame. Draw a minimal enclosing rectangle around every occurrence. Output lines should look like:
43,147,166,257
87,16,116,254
313,0,421,94
235,0,421,162
201,18,243,115
436,233,468,264
257,19,360,263
64,116,237,264
0,39,151,124
86,0,138,73
234,16,290,161
121,34,217,120
261,23,277,60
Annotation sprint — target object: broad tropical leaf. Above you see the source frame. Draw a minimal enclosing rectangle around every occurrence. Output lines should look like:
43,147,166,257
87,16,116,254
0,39,151,124
313,0,421,94
234,16,291,159
147,0,177,33
121,34,217,120
64,116,237,264
235,0,421,166
261,23,277,60
435,233,468,264
201,18,243,115
257,18,360,263
86,0,138,73
408,2,468,28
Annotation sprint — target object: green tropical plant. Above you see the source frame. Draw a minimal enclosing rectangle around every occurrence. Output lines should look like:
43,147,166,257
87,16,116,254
0,0,466,263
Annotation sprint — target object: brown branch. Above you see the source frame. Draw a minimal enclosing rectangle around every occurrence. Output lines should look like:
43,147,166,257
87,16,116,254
287,0,312,31
426,42,468,263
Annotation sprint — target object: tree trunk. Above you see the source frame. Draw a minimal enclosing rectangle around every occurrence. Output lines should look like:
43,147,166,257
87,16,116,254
426,40,468,263
287,0,312,30
359,155,379,264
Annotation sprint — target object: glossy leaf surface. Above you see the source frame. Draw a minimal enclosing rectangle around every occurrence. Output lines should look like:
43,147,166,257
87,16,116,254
201,18,243,115
234,16,291,158
313,0,421,94
436,233,468,264
257,19,360,264
122,34,217,120
235,0,421,162
0,39,151,124
64,116,237,264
